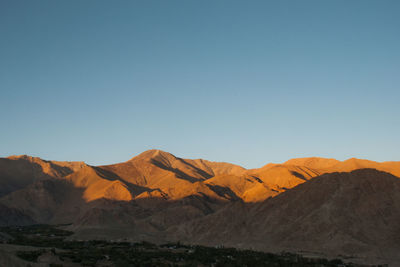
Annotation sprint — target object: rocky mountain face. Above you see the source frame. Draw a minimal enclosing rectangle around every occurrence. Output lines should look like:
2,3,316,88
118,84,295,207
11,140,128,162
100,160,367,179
171,169,400,265
0,155,86,197
1,150,399,265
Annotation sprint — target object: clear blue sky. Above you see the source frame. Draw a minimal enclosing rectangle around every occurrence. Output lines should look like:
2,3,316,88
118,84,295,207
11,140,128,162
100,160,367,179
1,0,399,168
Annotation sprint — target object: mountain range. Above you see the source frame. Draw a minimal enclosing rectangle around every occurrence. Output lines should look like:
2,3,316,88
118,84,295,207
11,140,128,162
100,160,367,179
1,149,400,265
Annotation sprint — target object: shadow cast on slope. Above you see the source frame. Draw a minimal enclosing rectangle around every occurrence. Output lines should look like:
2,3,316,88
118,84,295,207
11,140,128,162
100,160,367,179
94,166,150,196
150,159,203,183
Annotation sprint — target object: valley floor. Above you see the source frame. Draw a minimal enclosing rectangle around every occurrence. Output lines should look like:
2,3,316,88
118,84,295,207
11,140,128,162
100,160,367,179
0,224,386,267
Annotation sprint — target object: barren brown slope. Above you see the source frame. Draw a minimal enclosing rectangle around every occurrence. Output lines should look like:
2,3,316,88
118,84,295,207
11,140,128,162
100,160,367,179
0,155,86,197
0,157,237,239
65,165,133,202
0,203,35,226
0,151,245,232
98,149,246,200
0,165,135,225
171,169,400,265
1,153,400,208
284,156,400,177
243,164,322,201
333,158,400,177
245,157,400,198
204,174,277,202
1,151,400,265
0,178,79,223
284,157,340,169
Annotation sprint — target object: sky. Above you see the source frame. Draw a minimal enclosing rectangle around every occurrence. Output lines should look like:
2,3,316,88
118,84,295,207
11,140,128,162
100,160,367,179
1,0,399,168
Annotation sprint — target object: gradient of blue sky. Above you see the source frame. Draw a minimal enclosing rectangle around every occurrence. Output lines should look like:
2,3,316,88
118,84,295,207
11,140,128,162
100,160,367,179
1,0,399,168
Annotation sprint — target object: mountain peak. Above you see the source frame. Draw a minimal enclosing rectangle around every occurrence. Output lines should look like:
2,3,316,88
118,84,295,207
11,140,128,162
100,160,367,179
129,149,176,161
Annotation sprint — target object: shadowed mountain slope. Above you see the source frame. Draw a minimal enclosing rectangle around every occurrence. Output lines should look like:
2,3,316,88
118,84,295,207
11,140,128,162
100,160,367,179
0,155,86,197
98,149,246,200
244,157,400,201
1,151,400,265
284,156,400,177
2,152,399,204
171,169,400,265
65,166,133,202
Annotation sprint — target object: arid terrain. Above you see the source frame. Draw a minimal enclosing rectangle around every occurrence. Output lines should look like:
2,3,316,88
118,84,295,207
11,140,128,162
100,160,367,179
1,150,399,266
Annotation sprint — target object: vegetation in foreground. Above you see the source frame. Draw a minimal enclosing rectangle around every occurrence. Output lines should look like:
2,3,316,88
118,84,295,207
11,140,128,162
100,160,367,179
0,224,387,267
